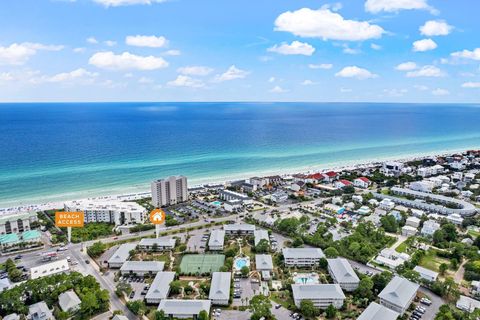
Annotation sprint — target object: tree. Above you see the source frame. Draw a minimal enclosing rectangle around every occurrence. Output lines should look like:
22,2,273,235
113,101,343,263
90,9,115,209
319,257,328,270
255,239,270,253
87,241,107,258
439,263,448,276
249,295,272,320
198,310,208,320
170,280,182,294
300,300,318,317
154,310,167,320
241,266,250,277
325,304,337,319
80,291,100,317
380,215,399,233
292,237,304,248
275,217,300,236
356,277,373,299
324,247,339,258
126,300,147,315
372,271,393,293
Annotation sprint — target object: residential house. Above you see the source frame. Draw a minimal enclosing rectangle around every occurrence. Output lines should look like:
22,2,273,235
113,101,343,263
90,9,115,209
120,261,165,276
413,266,438,282
157,299,211,319
354,177,372,189
28,301,54,320
282,248,325,267
145,272,176,304
107,243,137,268
327,258,360,292
208,229,225,251
58,290,81,313
209,272,231,305
292,284,345,309
223,224,255,235
379,276,419,315
358,302,399,320
138,238,176,251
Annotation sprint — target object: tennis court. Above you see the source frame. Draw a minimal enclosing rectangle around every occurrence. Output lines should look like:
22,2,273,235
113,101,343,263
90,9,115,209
180,254,225,274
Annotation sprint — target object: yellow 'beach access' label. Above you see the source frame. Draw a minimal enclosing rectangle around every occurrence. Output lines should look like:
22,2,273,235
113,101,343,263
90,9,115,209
55,211,84,227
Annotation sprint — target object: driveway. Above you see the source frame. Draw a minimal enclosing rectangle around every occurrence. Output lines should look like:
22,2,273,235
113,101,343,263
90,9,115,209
271,303,291,320
216,310,251,320
418,286,445,319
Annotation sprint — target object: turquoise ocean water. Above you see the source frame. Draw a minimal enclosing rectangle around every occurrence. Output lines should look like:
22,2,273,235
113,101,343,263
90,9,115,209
0,102,479,207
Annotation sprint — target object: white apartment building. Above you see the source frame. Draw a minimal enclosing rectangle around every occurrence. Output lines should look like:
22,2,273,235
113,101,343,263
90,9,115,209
327,258,360,292
209,272,231,305
282,248,325,267
208,229,225,251
138,238,176,251
421,220,440,236
30,259,70,280
151,176,188,207
409,181,435,193
292,284,345,309
379,276,419,315
64,200,146,226
0,212,37,235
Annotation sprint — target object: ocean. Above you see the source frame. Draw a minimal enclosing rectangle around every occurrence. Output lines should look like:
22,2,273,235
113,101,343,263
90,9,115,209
0,102,479,207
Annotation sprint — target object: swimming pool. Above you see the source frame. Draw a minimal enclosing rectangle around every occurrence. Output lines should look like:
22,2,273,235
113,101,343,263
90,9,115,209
292,273,319,284
211,201,222,206
234,257,250,270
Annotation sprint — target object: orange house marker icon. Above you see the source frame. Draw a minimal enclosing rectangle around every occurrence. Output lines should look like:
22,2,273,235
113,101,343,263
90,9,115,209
150,209,166,225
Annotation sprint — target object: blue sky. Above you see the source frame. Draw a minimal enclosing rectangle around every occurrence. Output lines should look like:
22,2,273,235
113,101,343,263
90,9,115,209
0,0,479,102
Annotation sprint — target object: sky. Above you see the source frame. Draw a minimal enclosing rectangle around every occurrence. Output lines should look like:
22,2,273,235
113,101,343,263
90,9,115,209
0,0,479,103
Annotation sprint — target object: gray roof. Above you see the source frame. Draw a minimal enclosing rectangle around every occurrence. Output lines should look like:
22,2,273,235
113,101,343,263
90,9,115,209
413,266,439,279
3,314,20,320
209,272,231,301
112,316,129,320
108,243,137,265
120,261,165,272
254,229,269,246
292,284,345,300
28,301,53,320
379,276,419,309
282,247,325,259
223,223,255,232
158,299,211,316
145,272,176,301
58,290,81,312
139,238,176,247
358,302,399,320
327,258,360,283
255,254,273,270
208,229,225,248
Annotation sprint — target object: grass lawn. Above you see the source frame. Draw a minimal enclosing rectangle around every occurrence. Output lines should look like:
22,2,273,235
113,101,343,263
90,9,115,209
270,291,294,309
468,229,480,238
395,240,409,253
67,222,115,243
419,250,450,272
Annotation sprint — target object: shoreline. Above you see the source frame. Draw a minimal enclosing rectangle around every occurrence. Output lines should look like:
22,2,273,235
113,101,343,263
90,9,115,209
0,146,476,213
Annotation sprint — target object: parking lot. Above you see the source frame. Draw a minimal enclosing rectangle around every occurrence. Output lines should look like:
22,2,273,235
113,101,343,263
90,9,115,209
232,277,259,306
186,233,208,252
118,274,150,301
216,310,250,320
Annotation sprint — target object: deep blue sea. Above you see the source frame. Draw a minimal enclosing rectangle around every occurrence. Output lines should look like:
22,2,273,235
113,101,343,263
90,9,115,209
1,102,479,207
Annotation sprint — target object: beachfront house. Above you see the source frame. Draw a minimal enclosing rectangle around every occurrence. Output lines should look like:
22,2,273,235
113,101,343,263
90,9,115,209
145,272,176,304
107,243,137,268
209,272,231,305
327,258,360,292
157,299,211,319
379,276,419,315
292,284,345,309
282,248,325,267
120,261,165,276
358,302,399,320
354,177,372,189
138,238,176,251
208,229,225,251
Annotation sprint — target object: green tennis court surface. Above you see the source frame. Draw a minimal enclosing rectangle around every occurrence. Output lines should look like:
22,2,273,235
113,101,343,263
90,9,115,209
180,254,225,274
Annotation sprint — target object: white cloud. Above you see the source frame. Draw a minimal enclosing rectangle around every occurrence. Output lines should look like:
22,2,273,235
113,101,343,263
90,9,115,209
309,63,333,69
342,45,361,55
87,37,98,44
414,85,429,91
93,0,166,7
274,8,384,41
138,76,154,84
335,66,378,79
432,88,449,96
89,51,168,70
164,50,181,56
420,20,453,36
167,75,204,88
214,65,249,82
267,41,315,56
365,0,435,14
371,43,382,50
0,72,14,82
462,82,480,88
177,66,213,76
395,61,417,71
268,77,276,83
384,88,408,97
301,79,318,85
451,48,480,61
269,85,288,93
0,42,63,65
126,35,168,48
104,40,117,47
34,68,98,84
73,47,86,53
406,65,444,77
412,38,437,52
